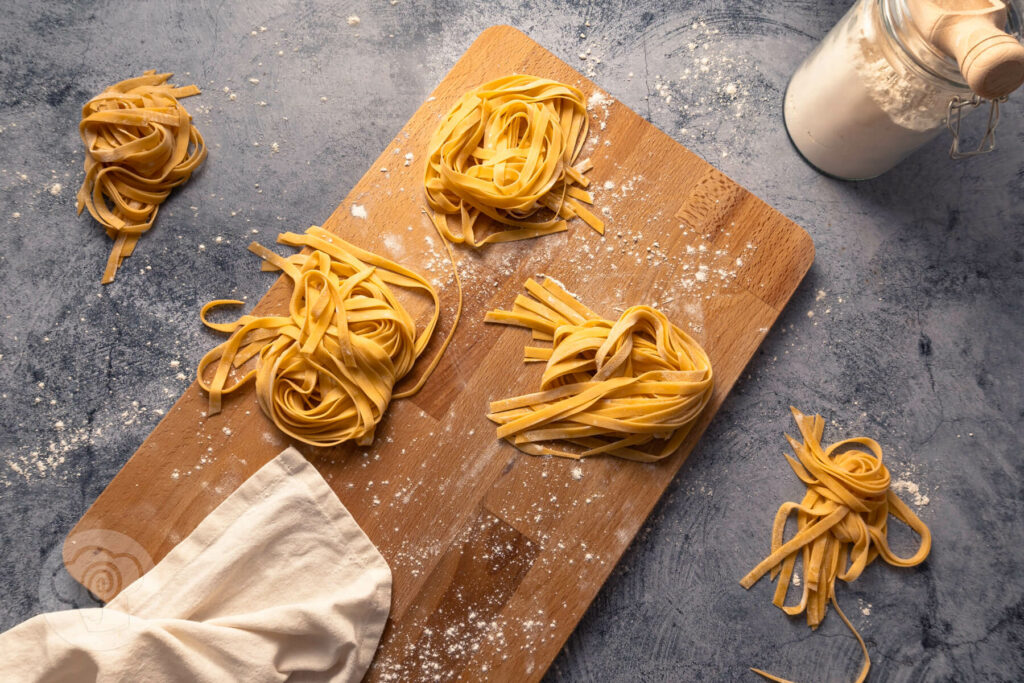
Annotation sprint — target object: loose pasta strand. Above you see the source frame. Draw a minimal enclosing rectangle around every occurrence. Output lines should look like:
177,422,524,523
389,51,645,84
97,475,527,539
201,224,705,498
740,408,932,683
77,70,207,283
484,277,714,461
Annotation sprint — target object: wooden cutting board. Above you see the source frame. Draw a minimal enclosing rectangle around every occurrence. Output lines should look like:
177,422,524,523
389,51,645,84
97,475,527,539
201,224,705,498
65,25,813,681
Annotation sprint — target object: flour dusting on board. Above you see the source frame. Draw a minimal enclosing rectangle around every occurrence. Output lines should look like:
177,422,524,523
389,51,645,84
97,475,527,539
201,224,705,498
587,91,611,109
383,233,404,257
373,508,602,680
587,90,612,132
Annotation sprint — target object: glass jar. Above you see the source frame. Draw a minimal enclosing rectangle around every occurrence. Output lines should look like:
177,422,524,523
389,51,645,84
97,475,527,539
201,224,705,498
783,0,1020,180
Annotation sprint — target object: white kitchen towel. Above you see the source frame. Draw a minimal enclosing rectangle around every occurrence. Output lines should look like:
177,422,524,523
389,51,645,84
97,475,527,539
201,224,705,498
0,447,391,682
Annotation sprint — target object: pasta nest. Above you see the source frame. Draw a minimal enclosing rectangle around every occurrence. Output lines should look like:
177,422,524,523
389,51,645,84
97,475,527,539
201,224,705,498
424,75,603,246
740,408,932,683
198,227,450,448
76,71,207,283
485,277,714,461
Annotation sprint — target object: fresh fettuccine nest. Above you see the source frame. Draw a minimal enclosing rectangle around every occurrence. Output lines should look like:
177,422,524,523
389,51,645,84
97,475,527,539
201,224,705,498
197,226,457,448
484,277,713,461
77,71,207,284
739,408,932,683
424,75,604,247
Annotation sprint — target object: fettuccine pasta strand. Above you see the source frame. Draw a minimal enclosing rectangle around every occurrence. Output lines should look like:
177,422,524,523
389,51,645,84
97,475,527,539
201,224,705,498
77,70,207,283
424,75,603,247
197,226,460,448
484,277,713,462
740,408,932,683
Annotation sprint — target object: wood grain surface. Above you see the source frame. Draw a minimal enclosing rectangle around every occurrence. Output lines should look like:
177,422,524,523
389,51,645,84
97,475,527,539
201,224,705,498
64,25,813,681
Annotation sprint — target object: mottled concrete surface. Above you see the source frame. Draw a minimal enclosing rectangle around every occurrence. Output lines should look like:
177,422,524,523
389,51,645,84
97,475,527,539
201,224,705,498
1,0,1022,680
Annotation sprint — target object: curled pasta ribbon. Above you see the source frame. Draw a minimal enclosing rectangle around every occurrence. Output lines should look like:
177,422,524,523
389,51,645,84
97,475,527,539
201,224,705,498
197,226,459,448
739,408,933,683
76,70,207,284
424,75,604,247
484,277,713,462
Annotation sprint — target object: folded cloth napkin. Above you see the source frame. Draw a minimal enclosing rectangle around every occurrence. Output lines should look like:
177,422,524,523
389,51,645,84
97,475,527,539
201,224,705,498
0,447,392,682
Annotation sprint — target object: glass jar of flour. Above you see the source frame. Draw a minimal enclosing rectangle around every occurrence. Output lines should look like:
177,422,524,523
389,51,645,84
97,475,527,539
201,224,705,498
784,0,1024,180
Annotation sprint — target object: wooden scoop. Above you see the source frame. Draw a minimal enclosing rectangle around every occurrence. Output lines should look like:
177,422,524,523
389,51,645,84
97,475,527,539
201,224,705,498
909,0,1024,98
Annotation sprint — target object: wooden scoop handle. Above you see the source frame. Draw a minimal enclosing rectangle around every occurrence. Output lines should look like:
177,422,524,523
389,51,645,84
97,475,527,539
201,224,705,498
911,0,1024,98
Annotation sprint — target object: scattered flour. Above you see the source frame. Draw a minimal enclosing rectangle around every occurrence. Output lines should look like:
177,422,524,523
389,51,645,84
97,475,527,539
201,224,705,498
0,405,156,484
587,91,611,109
351,204,368,219
383,233,404,257
576,46,603,77
587,90,612,131
891,479,930,506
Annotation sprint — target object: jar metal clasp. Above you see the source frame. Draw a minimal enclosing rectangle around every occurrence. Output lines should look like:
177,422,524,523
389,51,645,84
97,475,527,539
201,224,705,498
946,94,1008,159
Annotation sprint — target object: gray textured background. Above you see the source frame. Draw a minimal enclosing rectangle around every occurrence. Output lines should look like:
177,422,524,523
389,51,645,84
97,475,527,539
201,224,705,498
1,0,1023,681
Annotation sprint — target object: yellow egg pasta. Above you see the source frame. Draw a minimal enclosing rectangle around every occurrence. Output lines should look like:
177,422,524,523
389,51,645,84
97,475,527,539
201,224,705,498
739,408,932,683
197,226,459,448
424,75,603,247
77,71,207,284
484,277,713,462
